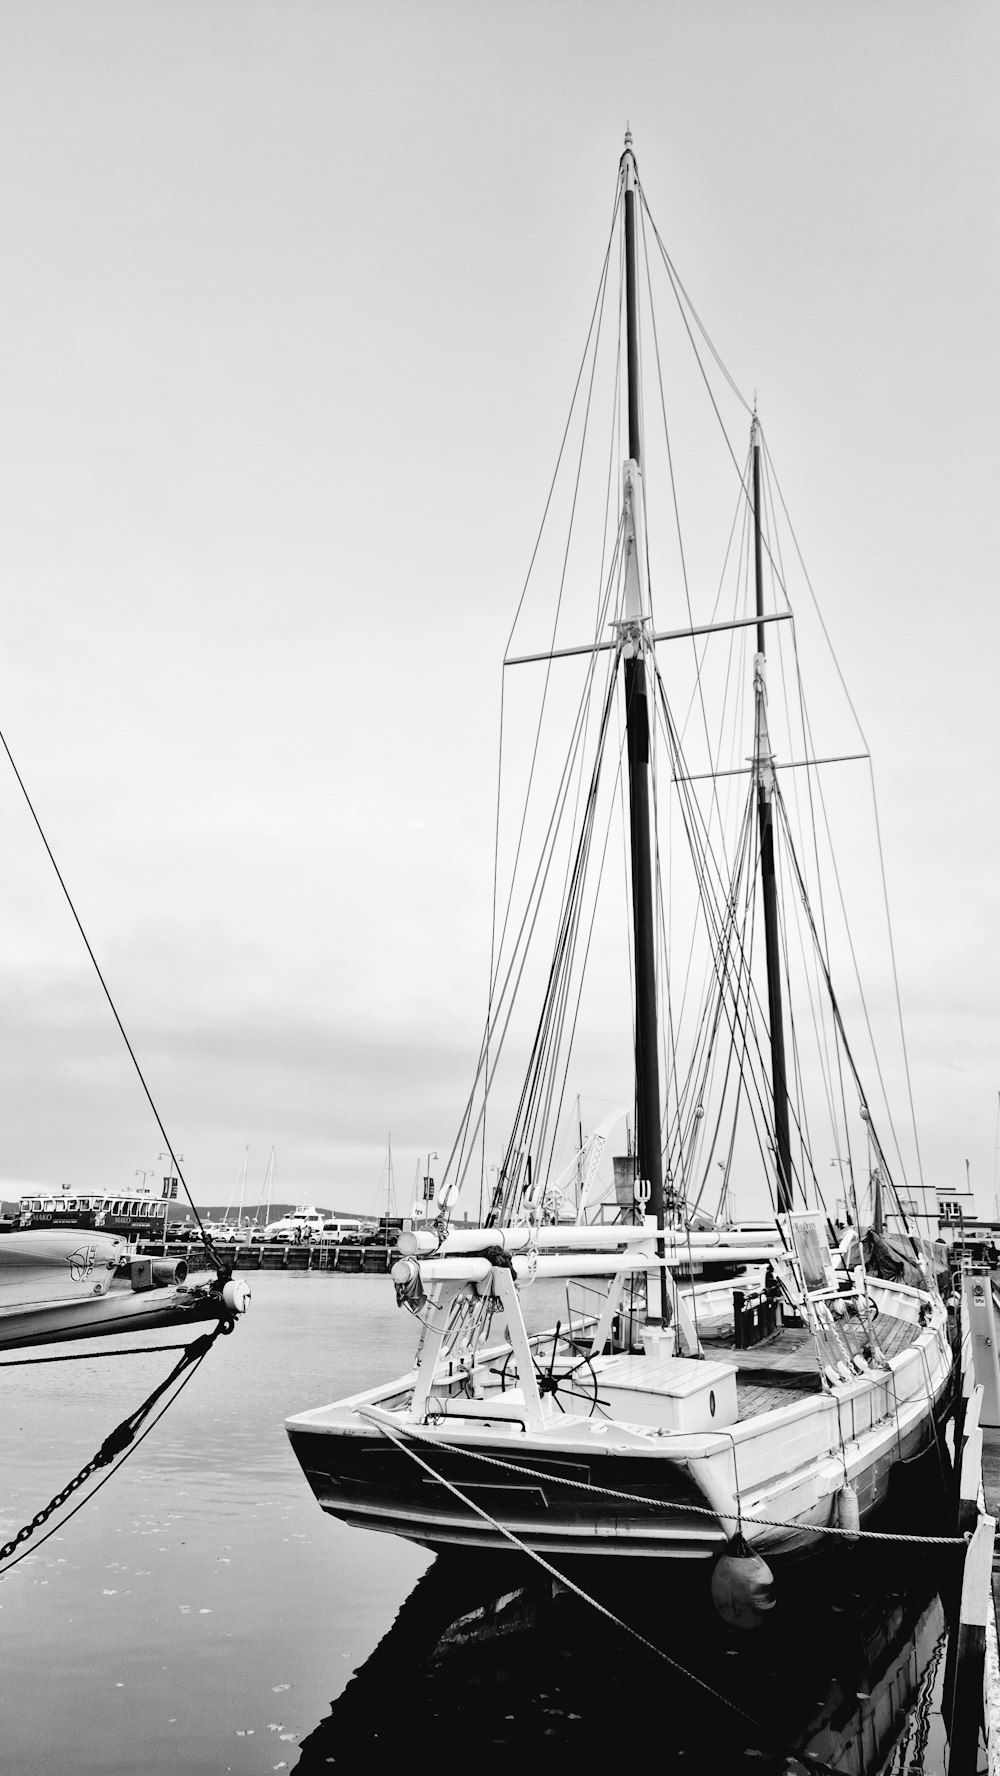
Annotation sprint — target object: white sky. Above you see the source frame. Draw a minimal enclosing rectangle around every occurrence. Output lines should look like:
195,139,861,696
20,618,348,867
0,1,996,1217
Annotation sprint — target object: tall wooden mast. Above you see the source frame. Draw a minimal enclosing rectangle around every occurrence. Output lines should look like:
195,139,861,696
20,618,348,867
620,133,667,1314
752,419,793,1216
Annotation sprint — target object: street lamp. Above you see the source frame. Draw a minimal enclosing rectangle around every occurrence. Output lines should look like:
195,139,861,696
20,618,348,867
135,1169,153,1195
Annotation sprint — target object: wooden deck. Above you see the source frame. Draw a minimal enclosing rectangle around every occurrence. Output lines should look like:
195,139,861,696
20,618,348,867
702,1325,819,1374
700,1308,921,1418
735,1371,820,1415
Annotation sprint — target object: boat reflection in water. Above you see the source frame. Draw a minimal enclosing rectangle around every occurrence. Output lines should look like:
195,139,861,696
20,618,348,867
296,1550,951,1774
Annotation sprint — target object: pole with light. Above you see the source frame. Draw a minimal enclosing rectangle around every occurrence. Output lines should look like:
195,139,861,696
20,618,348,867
158,1149,184,1253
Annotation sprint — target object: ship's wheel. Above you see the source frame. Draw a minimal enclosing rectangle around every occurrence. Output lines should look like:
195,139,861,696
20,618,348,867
493,1320,604,1416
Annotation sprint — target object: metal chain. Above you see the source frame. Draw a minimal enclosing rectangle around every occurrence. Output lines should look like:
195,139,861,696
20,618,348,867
0,1327,221,1566
0,1453,108,1561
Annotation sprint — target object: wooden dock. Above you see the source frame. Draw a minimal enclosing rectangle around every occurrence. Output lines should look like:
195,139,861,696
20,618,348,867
947,1266,1000,1775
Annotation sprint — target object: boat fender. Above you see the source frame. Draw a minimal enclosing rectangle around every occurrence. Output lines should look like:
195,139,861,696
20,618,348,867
710,1534,775,1630
836,1481,860,1542
221,1278,251,1317
391,1258,427,1311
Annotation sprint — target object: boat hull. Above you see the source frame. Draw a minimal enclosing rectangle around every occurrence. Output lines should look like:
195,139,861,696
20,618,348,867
287,1354,953,1561
287,1422,732,1558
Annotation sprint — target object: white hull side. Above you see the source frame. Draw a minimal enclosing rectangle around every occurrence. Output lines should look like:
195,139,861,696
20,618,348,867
287,1293,953,1560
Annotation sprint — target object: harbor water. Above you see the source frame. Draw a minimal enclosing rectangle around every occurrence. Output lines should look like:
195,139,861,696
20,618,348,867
0,1273,956,1773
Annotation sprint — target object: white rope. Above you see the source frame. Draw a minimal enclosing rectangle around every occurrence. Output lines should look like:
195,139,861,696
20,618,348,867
364,1406,771,1732
356,1405,964,1548
362,1404,850,1773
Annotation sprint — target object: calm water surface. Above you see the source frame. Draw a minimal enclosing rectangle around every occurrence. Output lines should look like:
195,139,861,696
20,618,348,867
0,1274,955,1774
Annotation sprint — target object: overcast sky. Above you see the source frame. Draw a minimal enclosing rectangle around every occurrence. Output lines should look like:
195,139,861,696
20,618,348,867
0,1,995,1219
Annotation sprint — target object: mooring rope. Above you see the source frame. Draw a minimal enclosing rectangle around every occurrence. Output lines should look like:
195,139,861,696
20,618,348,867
365,1406,842,1774
356,1405,964,1548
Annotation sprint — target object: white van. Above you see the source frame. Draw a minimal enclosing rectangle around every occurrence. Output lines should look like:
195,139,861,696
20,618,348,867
320,1218,366,1243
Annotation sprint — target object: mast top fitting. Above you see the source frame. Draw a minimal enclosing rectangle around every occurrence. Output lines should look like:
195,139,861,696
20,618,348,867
621,125,637,185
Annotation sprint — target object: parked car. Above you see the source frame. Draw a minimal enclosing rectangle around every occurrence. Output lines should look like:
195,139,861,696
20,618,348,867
172,1221,218,1244
210,1223,245,1244
191,1221,225,1244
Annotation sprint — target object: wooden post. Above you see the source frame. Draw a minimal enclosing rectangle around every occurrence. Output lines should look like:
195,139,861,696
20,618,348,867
947,1513,995,1775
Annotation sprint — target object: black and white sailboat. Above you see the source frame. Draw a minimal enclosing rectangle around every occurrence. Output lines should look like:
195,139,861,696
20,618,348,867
287,134,953,1561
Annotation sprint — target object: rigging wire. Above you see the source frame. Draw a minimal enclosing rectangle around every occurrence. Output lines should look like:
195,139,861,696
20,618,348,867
449,611,623,1216
761,433,917,1212
765,480,859,1196
481,181,624,1205
650,656,787,1213
637,186,754,420
0,1326,224,1576
491,664,620,1222
0,722,224,1272
455,148,922,1250
772,789,917,1236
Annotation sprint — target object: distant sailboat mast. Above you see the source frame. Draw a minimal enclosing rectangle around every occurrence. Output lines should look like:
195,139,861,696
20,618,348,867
225,1146,251,1226
385,1134,397,1221
261,1146,276,1228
